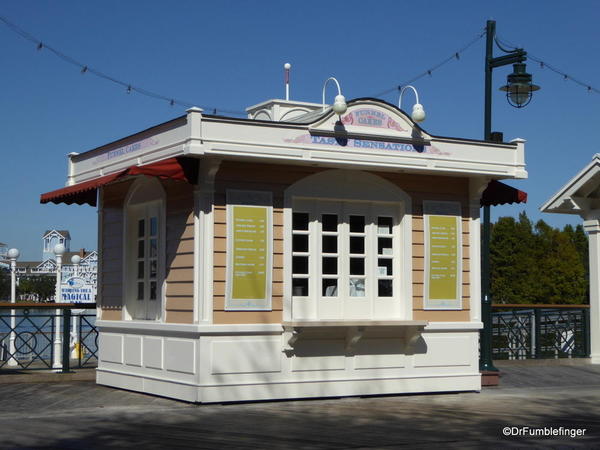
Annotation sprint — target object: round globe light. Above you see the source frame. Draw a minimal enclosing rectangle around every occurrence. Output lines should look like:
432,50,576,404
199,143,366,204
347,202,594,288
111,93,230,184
284,63,291,70
332,94,347,115
7,248,20,260
71,255,81,265
411,103,426,122
53,243,66,256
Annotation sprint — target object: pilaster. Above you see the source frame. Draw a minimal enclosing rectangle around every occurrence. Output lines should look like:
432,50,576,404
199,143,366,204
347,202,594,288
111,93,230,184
194,157,221,324
469,177,489,322
584,218,600,363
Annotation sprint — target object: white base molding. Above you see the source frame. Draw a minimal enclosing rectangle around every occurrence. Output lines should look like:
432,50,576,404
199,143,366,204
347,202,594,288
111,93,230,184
97,369,481,403
95,321,482,403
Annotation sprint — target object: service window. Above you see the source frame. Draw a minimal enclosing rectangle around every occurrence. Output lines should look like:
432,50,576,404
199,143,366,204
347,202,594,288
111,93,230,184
291,199,402,320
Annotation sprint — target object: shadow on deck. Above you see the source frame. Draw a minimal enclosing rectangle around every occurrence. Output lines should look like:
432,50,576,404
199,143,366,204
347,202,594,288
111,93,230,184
0,359,599,448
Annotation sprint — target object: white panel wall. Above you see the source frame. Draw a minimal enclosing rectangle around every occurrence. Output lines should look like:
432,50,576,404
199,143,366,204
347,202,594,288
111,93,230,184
124,336,142,367
165,339,196,374
144,337,163,369
97,326,481,403
99,334,123,364
211,339,282,375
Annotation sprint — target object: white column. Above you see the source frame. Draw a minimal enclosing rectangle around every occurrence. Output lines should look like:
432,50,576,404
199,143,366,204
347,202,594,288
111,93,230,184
469,178,489,323
584,218,600,363
52,245,65,370
195,158,221,324
70,256,81,359
7,248,20,366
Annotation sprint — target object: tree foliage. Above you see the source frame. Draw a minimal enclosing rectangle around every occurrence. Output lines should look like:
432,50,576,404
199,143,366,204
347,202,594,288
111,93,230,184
17,275,56,301
0,268,9,300
490,212,588,305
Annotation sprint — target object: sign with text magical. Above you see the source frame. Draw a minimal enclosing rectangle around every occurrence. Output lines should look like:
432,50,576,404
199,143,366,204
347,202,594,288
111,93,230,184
424,201,462,310
226,205,272,310
60,276,96,303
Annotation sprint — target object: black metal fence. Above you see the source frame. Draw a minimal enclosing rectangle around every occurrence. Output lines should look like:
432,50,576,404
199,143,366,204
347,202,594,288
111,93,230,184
0,303,97,372
492,305,590,360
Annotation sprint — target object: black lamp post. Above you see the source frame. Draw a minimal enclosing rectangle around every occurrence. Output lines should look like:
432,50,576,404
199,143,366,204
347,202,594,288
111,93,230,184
480,20,540,375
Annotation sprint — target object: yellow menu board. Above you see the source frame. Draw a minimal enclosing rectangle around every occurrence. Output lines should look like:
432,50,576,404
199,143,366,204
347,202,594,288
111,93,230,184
227,205,271,309
424,202,462,309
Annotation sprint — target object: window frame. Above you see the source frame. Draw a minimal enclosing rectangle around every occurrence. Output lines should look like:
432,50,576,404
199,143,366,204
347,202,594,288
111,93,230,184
122,177,166,321
283,170,412,322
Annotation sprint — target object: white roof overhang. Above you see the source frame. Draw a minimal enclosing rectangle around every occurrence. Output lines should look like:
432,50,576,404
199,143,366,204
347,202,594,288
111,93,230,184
541,154,600,216
62,99,527,186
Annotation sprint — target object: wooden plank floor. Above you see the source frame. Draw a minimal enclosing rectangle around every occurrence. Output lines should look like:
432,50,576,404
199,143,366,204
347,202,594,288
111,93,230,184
0,360,598,449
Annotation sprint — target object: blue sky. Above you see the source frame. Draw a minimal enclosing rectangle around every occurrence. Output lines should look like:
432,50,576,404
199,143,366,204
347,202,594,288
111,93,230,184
1,1,599,260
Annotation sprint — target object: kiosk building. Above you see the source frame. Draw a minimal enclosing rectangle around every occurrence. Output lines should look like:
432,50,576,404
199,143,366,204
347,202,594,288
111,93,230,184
41,94,527,402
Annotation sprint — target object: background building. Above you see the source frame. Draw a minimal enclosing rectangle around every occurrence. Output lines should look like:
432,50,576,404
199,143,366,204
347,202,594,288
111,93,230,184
5,230,97,302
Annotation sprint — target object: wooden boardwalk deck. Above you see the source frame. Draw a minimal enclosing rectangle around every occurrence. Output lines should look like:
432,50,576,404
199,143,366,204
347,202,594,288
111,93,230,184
0,359,598,448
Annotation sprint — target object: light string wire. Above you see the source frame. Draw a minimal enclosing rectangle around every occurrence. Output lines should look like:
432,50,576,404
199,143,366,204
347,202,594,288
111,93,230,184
495,35,600,95
5,14,595,116
370,29,487,99
0,16,489,113
0,15,248,115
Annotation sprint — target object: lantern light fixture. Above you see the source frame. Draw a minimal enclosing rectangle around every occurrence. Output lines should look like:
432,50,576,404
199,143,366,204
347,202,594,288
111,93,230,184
398,85,426,123
499,63,540,108
322,77,347,116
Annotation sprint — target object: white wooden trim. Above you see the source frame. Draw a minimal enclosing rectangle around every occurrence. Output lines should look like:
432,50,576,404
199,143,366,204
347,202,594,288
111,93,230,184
283,201,293,322
193,185,200,323
97,320,283,335
197,158,221,324
425,322,483,331
122,177,167,321
97,186,104,319
468,177,488,322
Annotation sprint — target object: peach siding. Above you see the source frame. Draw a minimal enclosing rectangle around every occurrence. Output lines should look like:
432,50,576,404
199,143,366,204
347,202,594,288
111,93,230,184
99,180,133,320
213,162,323,324
163,180,195,324
374,172,470,321
99,178,194,323
212,163,473,324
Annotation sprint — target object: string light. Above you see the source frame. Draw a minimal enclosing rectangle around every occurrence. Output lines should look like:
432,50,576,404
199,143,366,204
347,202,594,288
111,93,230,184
0,15,247,115
496,35,600,96
370,30,486,98
3,13,599,117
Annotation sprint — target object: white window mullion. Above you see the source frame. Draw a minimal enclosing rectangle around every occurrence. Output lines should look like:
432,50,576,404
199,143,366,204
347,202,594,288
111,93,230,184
315,208,323,298
367,207,377,310
339,206,349,300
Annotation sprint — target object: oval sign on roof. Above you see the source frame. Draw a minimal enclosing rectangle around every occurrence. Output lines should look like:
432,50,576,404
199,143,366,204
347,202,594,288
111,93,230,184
341,109,406,132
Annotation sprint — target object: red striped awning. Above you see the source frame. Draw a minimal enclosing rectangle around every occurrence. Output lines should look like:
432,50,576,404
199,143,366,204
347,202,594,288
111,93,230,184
40,157,198,207
481,180,527,207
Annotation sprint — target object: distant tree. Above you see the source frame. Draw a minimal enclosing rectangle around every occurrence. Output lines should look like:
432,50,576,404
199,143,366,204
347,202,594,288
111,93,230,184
532,220,586,304
0,268,9,300
563,223,589,300
490,212,537,304
18,275,56,301
490,213,587,305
